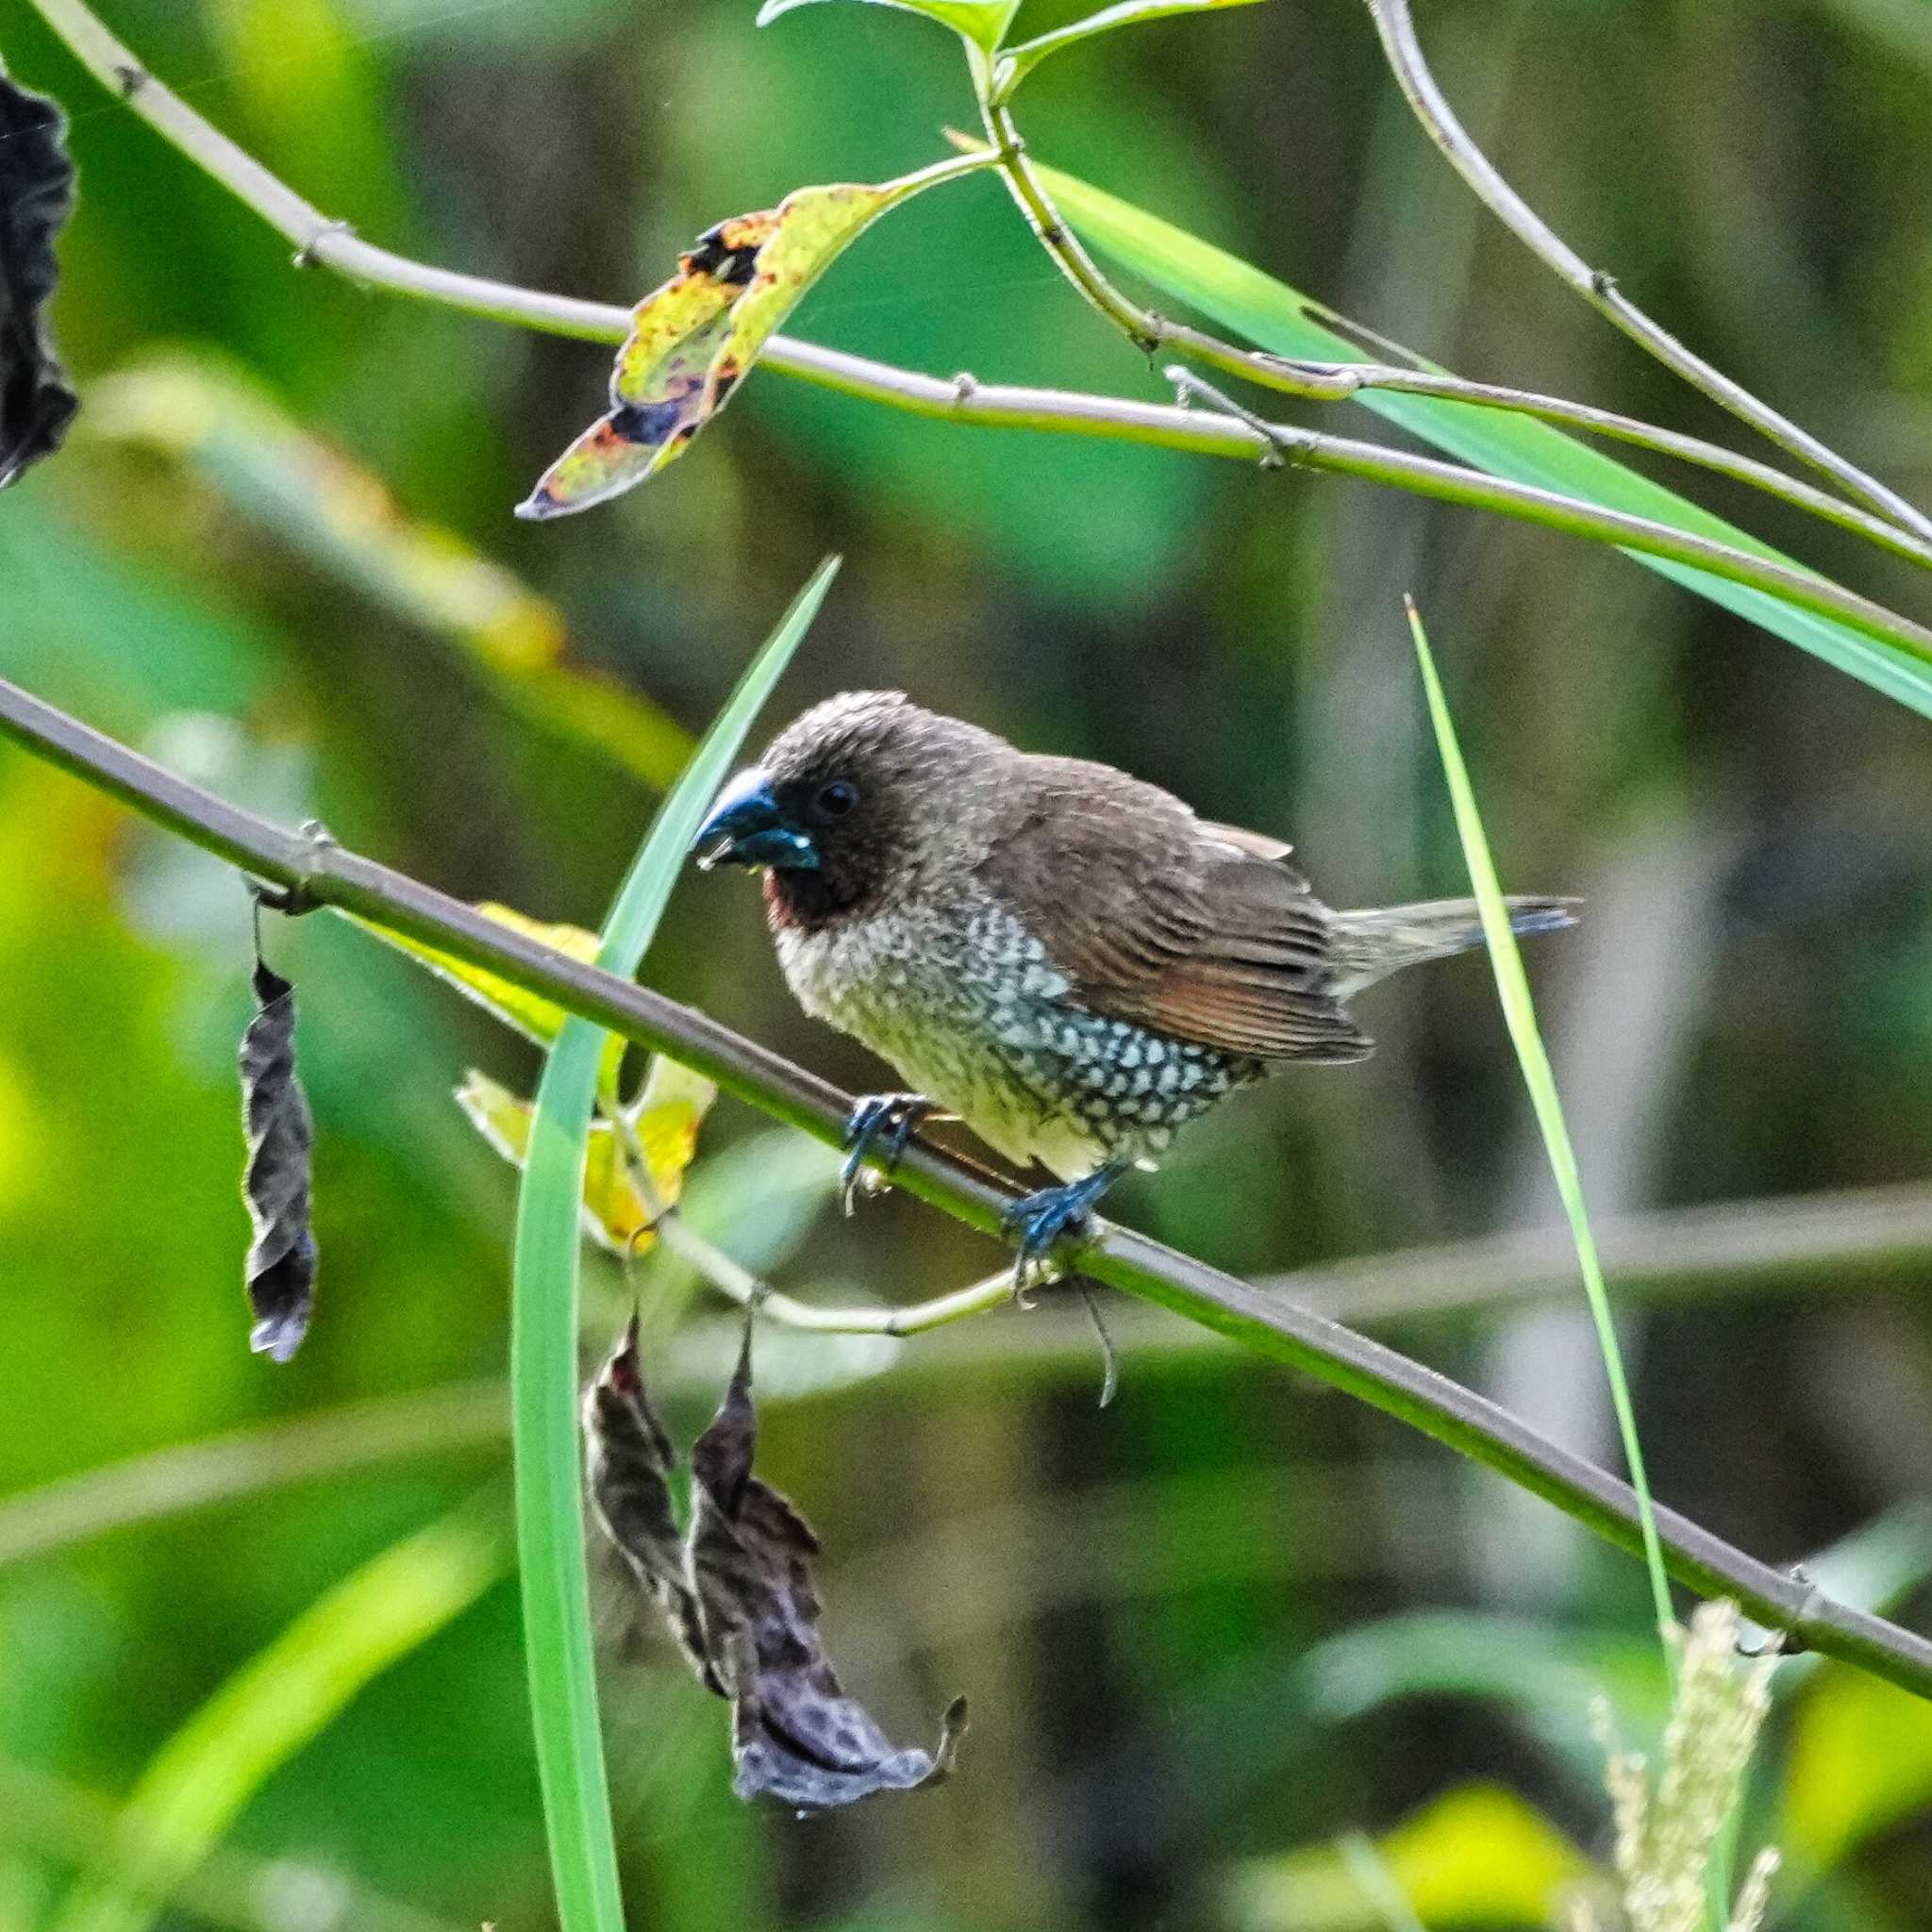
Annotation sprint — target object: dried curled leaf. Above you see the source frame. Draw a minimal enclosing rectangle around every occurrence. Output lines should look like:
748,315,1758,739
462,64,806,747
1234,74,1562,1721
0,70,79,487
238,959,317,1361
457,1057,715,1255
519,172,952,520
583,1319,720,1690
585,1322,965,1808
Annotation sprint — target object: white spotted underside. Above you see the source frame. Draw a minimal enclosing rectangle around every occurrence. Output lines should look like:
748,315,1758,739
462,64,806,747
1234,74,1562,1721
775,892,1257,1180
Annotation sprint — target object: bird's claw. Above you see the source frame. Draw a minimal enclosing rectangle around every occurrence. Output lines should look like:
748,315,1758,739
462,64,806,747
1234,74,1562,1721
1000,1167,1120,1304
839,1093,934,1216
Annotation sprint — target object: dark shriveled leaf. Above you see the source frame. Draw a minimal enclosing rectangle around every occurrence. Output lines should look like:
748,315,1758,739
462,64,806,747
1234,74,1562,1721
0,72,79,488
238,960,317,1360
582,1315,720,1691
585,1324,966,1808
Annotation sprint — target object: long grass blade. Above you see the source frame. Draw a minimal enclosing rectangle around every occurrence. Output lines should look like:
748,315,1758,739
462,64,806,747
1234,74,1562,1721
1041,166,1932,721
509,555,841,1932
1407,600,1674,1650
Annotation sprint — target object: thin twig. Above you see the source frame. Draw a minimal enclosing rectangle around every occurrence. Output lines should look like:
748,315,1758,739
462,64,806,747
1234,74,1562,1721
2,671,1929,1702
26,0,1932,607
613,1108,1015,1336
1358,0,1932,548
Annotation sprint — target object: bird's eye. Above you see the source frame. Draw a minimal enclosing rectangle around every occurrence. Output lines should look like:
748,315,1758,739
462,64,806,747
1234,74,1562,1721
815,779,859,819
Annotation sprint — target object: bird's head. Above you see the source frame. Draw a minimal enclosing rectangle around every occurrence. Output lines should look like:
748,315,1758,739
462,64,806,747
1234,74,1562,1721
691,691,1002,926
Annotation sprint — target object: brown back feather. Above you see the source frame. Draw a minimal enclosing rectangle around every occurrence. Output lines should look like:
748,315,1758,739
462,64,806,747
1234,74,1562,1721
979,758,1372,1062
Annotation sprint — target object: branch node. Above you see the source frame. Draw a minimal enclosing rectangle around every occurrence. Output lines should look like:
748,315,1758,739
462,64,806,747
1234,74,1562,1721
1166,364,1305,471
112,63,147,98
293,220,356,270
248,878,316,918
950,371,980,403
1590,267,1620,299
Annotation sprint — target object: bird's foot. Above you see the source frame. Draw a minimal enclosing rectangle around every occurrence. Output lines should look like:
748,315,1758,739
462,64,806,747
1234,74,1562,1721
840,1093,935,1216
999,1163,1125,1307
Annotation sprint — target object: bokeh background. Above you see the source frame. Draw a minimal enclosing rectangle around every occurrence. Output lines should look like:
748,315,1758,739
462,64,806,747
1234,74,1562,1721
4,0,1932,1926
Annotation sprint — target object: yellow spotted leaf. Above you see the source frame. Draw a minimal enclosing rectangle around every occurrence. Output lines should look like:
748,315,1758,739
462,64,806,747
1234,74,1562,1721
695,183,903,416
358,904,625,1101
519,164,975,520
517,214,778,520
458,1058,716,1256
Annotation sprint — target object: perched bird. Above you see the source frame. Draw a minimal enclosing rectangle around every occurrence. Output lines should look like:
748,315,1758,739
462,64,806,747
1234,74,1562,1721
692,691,1574,1280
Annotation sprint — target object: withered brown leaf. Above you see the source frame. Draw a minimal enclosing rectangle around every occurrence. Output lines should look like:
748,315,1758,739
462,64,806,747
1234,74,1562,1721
238,958,317,1360
585,1321,966,1808
0,71,79,488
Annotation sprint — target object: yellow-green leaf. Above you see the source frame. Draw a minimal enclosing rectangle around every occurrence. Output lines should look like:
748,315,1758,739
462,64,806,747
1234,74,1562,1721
696,182,904,413
1782,1663,1932,1869
994,0,1267,96
1227,1784,1596,1932
458,1059,716,1256
50,1508,503,1932
357,903,625,1101
756,0,1017,55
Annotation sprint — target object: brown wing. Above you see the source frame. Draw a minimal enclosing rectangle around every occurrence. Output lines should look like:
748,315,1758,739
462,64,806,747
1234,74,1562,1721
978,758,1372,1062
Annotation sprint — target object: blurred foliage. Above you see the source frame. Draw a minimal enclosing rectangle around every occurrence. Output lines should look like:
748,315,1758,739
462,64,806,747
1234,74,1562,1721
2,0,1932,1928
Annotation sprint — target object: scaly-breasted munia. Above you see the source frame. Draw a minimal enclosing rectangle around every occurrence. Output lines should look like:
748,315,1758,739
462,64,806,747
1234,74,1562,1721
693,691,1574,1277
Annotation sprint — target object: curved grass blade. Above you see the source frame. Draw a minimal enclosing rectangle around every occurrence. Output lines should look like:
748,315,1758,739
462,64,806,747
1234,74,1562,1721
51,1506,505,1932
1040,165,1932,721
1407,600,1674,1654
510,555,841,1932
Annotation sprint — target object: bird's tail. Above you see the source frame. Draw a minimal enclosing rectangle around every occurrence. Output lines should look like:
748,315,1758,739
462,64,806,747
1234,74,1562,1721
1325,895,1578,999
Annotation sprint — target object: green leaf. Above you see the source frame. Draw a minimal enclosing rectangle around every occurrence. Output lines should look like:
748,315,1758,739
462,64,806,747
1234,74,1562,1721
51,1508,505,1932
994,0,1269,96
90,353,691,787
1409,603,1674,1653
1782,1665,1932,1870
510,555,840,1932
756,0,1017,56
1040,163,1932,720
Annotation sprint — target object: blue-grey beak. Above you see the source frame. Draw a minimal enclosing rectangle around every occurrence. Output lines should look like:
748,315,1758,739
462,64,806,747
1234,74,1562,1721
691,766,821,873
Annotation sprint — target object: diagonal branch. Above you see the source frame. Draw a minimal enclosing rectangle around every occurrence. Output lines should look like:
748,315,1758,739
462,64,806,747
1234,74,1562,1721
1359,0,1932,548
3,668,1930,1702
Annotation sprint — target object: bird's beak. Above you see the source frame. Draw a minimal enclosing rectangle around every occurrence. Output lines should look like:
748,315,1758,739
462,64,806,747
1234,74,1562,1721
691,767,821,873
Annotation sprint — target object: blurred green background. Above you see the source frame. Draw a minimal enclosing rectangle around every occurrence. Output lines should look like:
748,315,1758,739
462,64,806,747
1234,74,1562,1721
4,0,1932,1926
